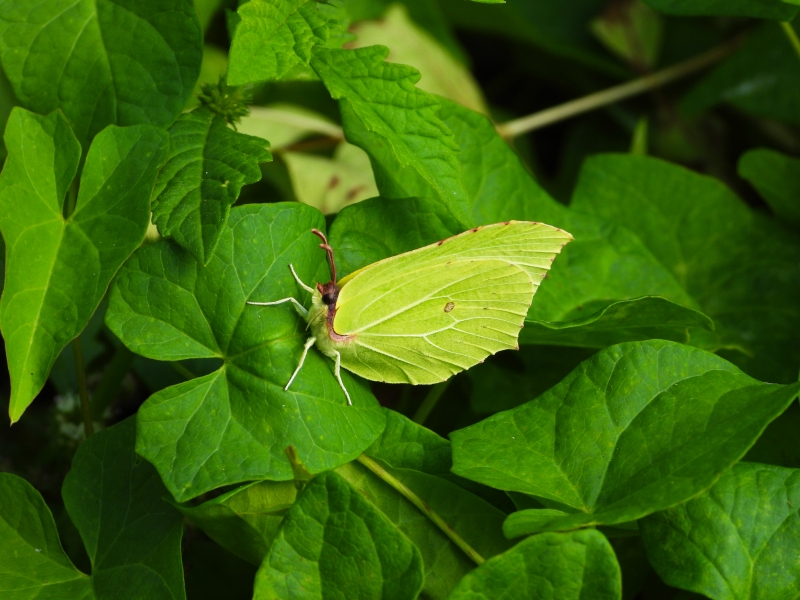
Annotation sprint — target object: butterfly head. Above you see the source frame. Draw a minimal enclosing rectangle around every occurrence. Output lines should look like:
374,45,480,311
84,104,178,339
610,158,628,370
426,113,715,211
312,228,340,308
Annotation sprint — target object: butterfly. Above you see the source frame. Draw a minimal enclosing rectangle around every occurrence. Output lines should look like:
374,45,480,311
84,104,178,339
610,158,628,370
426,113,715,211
248,221,572,404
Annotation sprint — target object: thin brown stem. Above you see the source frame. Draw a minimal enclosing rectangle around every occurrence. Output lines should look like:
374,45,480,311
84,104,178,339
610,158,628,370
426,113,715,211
356,454,485,566
496,35,745,139
72,338,93,438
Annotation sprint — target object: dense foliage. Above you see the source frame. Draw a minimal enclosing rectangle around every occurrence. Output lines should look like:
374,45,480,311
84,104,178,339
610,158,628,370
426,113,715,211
1,0,800,598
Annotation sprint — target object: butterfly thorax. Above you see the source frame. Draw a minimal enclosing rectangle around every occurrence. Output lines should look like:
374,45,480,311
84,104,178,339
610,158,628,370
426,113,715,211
308,281,355,359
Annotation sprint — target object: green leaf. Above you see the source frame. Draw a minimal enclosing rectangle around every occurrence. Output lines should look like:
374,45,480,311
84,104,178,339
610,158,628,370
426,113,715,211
520,297,714,348
105,203,385,501
0,108,169,423
0,0,202,147
62,418,185,600
447,529,622,600
337,461,512,600
152,106,272,264
0,473,94,600
177,480,297,566
591,1,664,70
739,148,800,228
571,153,800,383
365,408,452,474
313,46,473,227
253,471,424,600
681,23,800,126
640,462,800,600
0,417,185,600
227,0,329,85
643,0,799,19
451,340,800,535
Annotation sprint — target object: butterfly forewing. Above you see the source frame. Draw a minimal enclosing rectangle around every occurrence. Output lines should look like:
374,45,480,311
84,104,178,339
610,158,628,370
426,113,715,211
331,222,572,385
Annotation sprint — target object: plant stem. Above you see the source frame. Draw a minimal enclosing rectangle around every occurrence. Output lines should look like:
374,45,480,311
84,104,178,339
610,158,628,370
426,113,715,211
781,21,800,60
412,381,448,425
72,337,93,438
170,361,197,380
356,454,485,566
496,36,744,139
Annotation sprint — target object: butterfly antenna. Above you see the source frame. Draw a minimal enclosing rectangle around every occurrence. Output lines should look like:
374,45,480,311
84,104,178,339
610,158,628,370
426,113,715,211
311,228,337,284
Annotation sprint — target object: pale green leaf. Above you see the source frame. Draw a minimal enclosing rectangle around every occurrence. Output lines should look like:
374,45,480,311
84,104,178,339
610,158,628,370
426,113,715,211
739,148,800,228
238,104,343,150
350,4,487,113
640,463,800,600
0,0,202,147
451,340,800,534
253,471,424,600
283,142,378,214
152,106,272,264
106,203,385,501
0,108,168,422
447,529,622,600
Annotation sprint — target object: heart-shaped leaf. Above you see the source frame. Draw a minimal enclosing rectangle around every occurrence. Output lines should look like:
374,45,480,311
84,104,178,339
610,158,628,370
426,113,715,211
0,108,168,422
451,340,800,535
106,203,386,501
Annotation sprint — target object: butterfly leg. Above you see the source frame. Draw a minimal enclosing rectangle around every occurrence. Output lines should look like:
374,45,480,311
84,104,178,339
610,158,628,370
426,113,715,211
289,264,315,294
285,336,317,391
248,297,309,320
332,350,352,406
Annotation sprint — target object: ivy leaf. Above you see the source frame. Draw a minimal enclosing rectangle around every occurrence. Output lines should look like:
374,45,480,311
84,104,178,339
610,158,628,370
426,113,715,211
0,474,94,599
0,108,168,423
176,480,297,566
253,471,424,600
0,0,202,147
313,46,473,227
681,23,800,127
640,463,800,600
152,106,272,265
448,529,622,600
642,0,799,19
451,340,800,535
0,418,185,600
227,0,329,85
739,148,800,229
105,203,385,501
571,153,800,383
